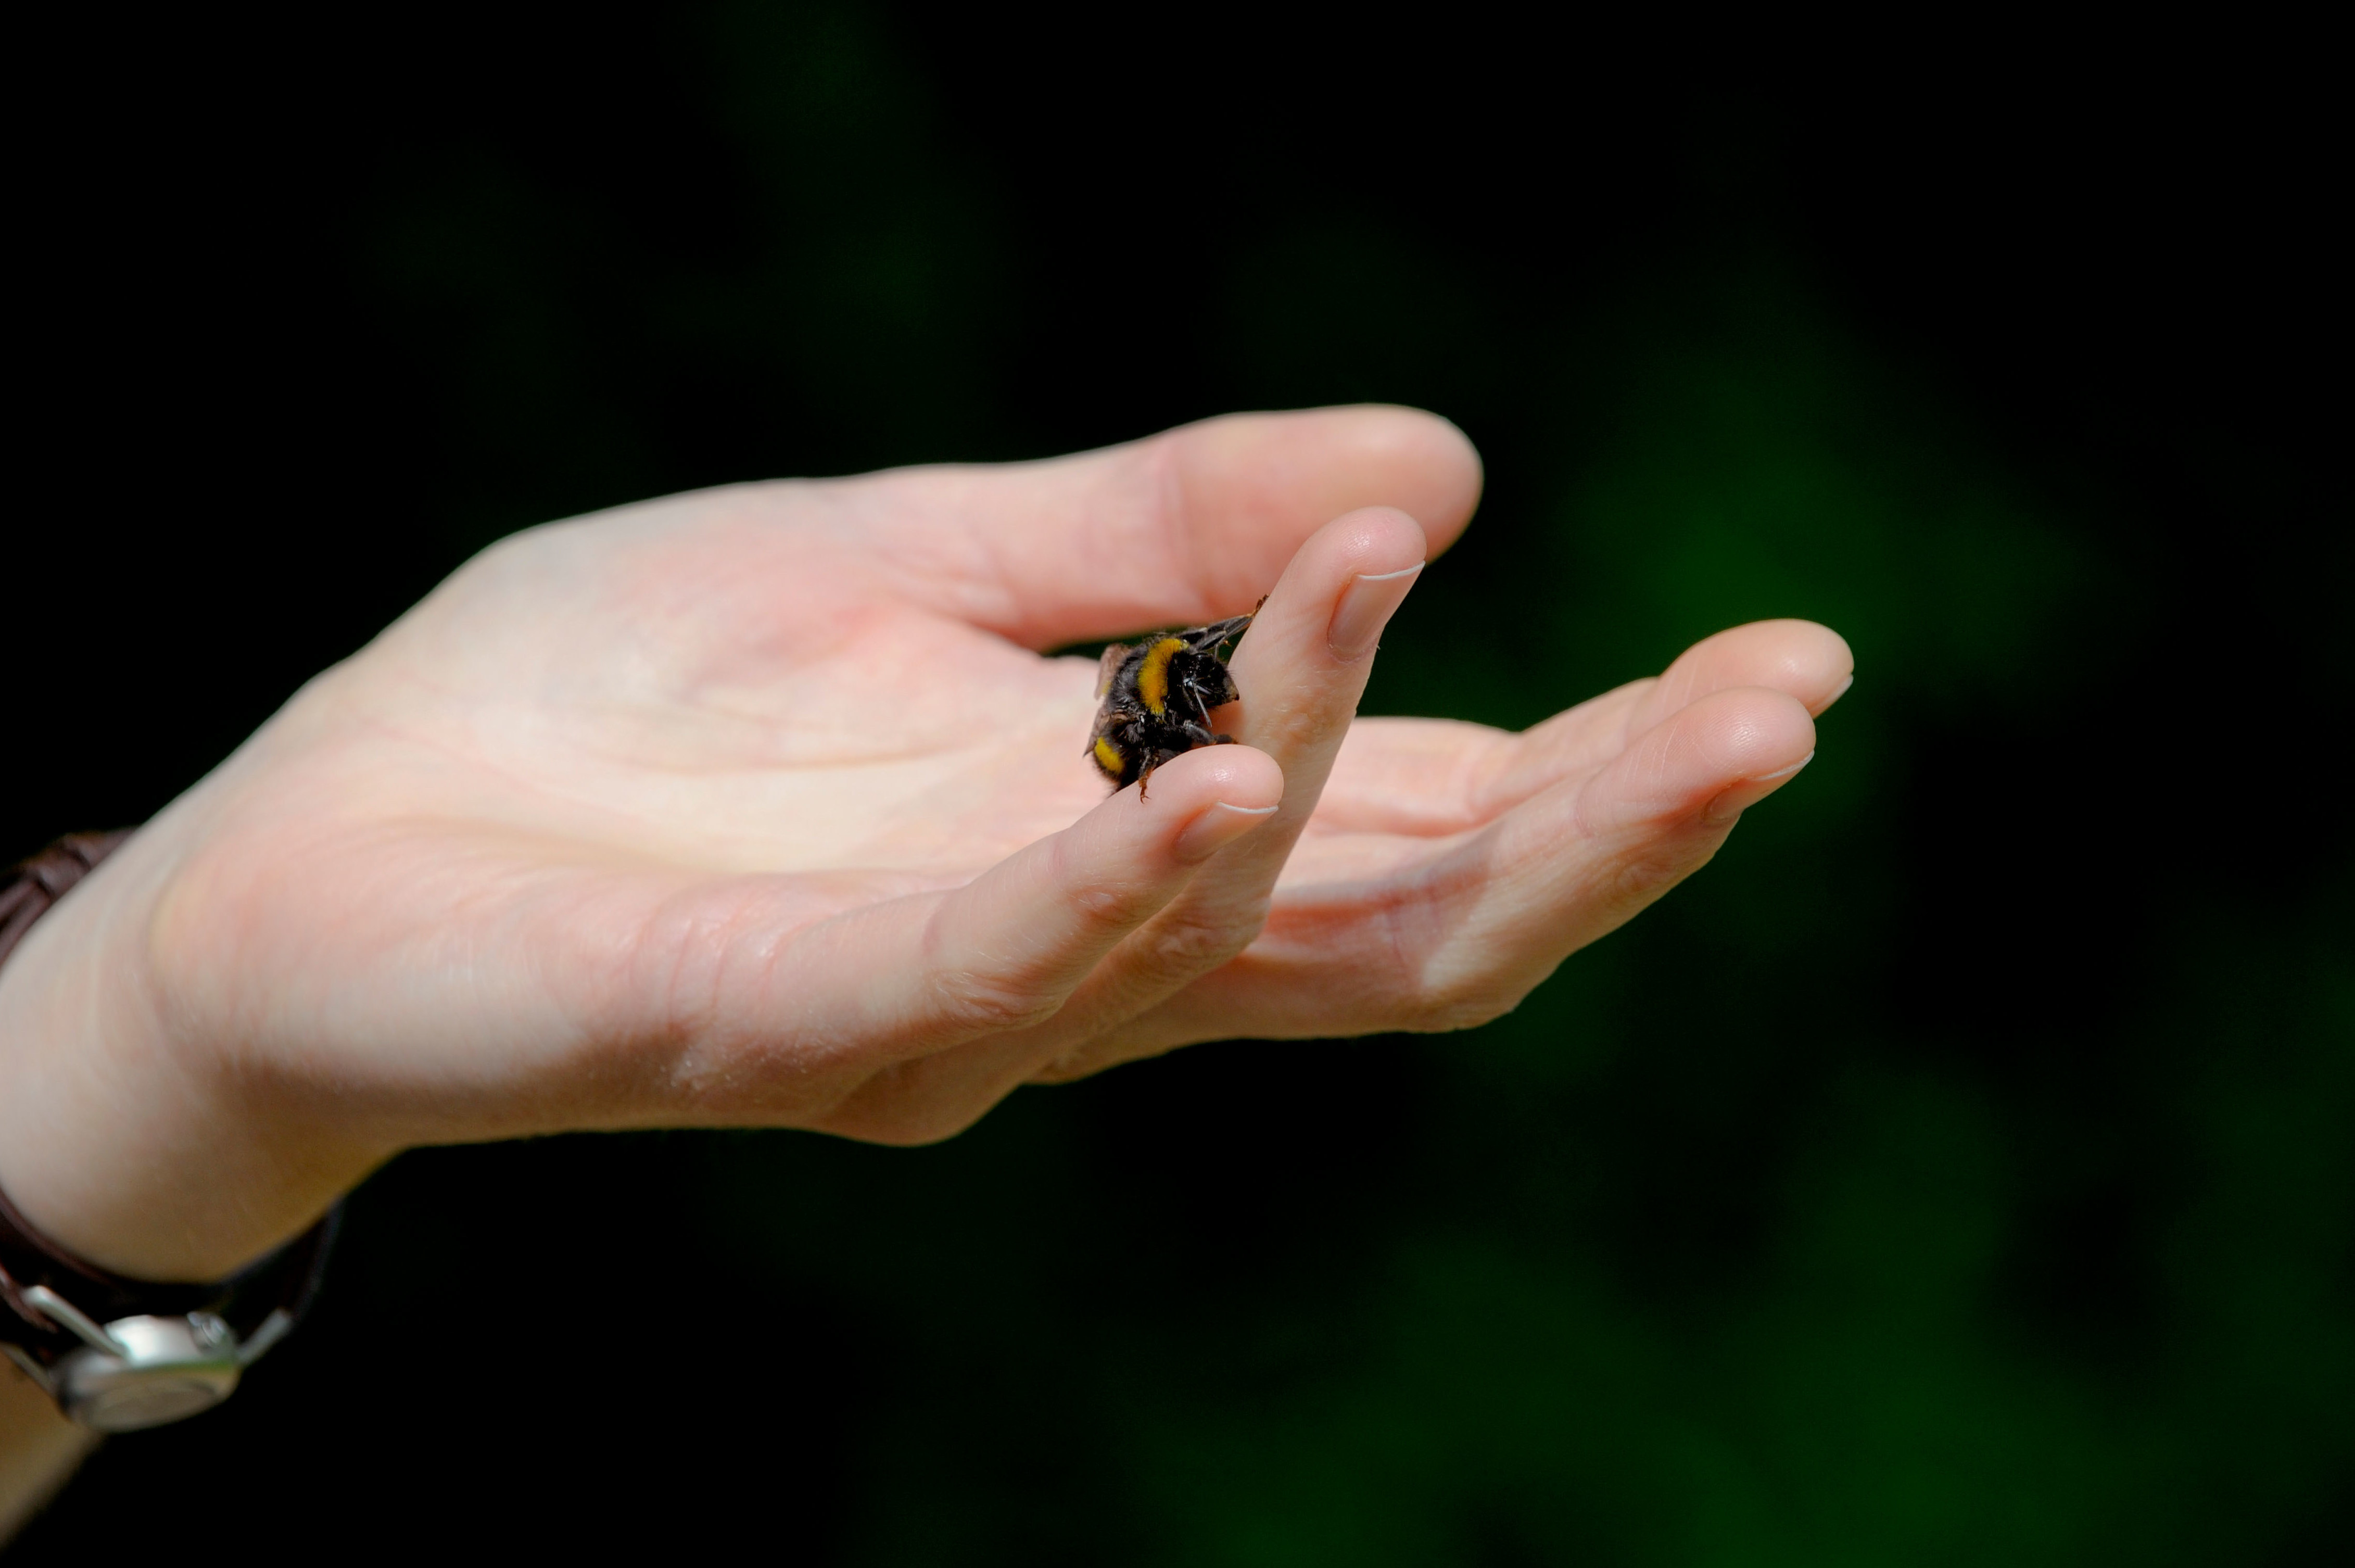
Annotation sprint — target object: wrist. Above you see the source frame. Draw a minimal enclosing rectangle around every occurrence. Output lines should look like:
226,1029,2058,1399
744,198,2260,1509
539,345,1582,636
0,828,341,1283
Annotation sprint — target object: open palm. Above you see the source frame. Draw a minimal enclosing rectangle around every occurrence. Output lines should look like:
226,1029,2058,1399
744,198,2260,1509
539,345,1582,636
0,407,1848,1281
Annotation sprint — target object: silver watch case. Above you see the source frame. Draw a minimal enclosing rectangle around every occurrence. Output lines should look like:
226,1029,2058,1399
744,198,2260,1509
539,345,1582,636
2,1284,292,1432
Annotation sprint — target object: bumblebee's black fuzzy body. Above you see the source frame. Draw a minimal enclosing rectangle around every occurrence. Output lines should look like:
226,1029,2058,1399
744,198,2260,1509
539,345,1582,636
1086,612,1253,796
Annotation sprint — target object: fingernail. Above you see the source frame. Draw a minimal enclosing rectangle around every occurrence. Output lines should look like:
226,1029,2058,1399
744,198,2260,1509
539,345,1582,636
1174,801,1279,863
1703,751,1815,825
1327,563,1424,662
1824,674,1856,709
1751,751,1815,783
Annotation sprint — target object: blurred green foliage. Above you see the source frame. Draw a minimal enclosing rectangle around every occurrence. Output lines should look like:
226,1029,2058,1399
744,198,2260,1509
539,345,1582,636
13,4,2346,1563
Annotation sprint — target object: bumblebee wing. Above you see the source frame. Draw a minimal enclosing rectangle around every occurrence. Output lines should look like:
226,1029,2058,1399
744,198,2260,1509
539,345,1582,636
1095,641,1133,699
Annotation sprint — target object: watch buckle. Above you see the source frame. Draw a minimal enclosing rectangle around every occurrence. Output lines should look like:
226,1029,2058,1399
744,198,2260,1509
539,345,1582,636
12,1287,295,1433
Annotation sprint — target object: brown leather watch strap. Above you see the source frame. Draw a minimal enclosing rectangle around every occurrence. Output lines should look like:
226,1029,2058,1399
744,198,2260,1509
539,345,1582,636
0,1183,340,1371
1,1183,223,1343
0,830,132,973
0,832,339,1370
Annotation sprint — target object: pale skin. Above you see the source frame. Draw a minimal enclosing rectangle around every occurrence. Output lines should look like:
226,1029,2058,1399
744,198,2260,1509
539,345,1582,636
0,406,1850,1525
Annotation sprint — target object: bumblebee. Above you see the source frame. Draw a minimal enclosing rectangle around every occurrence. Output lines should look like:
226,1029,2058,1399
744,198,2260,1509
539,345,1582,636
1086,612,1255,795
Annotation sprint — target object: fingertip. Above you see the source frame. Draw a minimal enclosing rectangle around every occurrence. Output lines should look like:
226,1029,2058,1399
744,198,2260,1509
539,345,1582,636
1696,687,1818,825
1086,743,1284,841
1328,503,1432,578
915,746,1285,1038
1235,505,1428,673
1594,686,1818,830
1173,800,1281,862
1775,619,1856,714
1705,685,1819,774
1182,742,1286,811
1183,404,1480,551
1639,619,1856,729
1341,406,1483,547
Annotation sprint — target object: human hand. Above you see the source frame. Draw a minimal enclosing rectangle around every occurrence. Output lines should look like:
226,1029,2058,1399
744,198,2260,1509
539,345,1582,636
0,407,1847,1282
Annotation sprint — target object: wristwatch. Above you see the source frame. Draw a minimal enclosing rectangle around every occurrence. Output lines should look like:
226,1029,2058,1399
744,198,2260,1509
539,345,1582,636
0,833,339,1433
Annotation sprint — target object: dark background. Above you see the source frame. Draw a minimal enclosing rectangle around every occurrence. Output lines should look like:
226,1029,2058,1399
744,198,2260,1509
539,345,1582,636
8,7,2347,1563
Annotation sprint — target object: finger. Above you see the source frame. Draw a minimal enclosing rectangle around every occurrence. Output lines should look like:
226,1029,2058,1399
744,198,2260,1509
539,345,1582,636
1133,505,1428,928
1045,685,1817,1069
831,406,1481,648
1299,620,1851,838
1399,683,1820,1019
1012,509,1428,1074
862,505,1433,1097
1310,702,1636,837
1623,618,1854,732
1579,682,1819,837
1475,619,1850,814
654,744,1282,1132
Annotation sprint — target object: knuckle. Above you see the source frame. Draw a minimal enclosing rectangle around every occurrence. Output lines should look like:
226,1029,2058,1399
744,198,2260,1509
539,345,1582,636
1069,877,1152,930
1136,902,1263,977
926,965,1066,1036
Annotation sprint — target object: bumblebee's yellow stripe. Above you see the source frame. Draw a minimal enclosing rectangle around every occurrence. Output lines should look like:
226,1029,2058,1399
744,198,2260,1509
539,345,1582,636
1093,736,1128,777
1135,637,1185,716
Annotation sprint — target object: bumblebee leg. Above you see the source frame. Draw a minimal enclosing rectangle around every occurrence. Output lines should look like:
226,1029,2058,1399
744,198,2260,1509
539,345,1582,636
1136,747,1188,801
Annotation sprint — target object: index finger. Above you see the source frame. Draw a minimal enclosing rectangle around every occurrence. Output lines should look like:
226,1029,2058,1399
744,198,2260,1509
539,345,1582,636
826,405,1483,648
